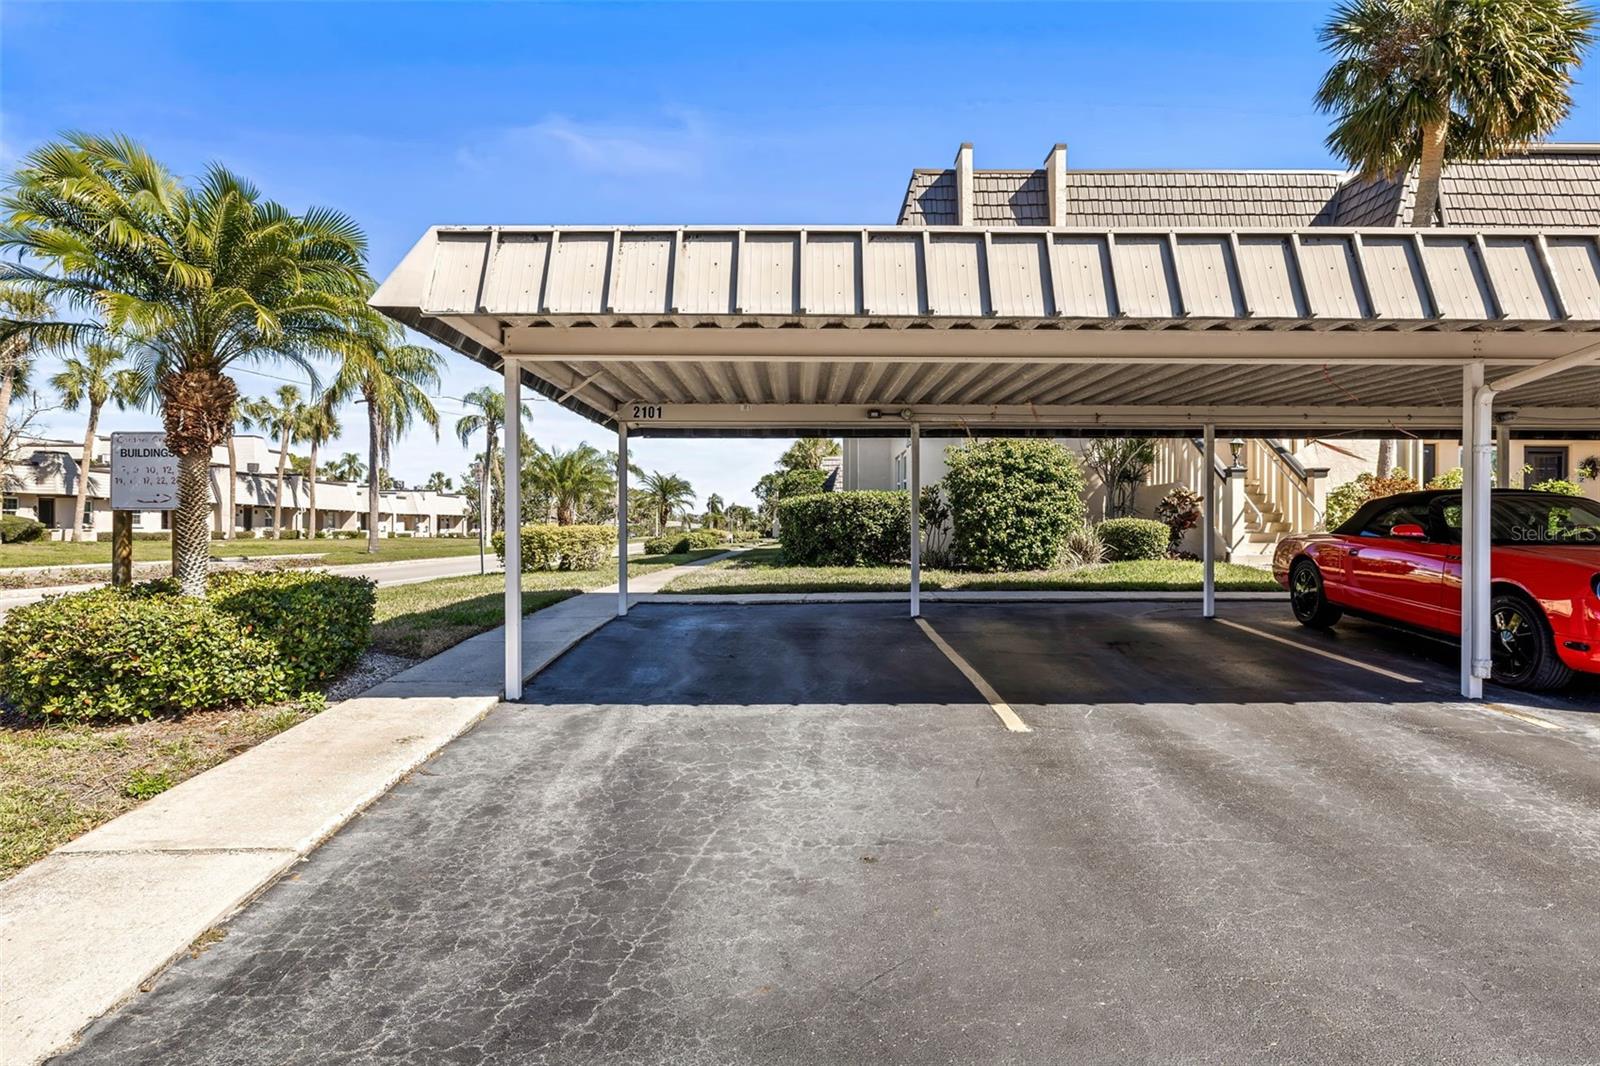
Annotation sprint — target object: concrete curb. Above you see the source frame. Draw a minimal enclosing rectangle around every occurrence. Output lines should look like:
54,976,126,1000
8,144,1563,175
0,553,727,1064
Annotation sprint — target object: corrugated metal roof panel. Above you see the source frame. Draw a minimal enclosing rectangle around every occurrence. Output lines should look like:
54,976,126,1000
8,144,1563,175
862,233,923,316
1546,236,1600,319
925,235,988,316
1234,236,1305,318
542,232,611,314
675,233,736,315
611,233,673,314
1297,235,1368,319
1361,236,1430,319
741,234,799,314
802,233,859,315
1480,236,1561,320
987,235,1050,317
1109,235,1179,318
1173,236,1243,318
480,234,547,315
1418,236,1493,320
425,234,489,314
1049,235,1114,317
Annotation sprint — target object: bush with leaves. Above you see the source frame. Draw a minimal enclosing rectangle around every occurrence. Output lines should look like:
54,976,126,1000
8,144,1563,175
943,439,1086,571
1154,486,1203,550
644,529,729,555
0,587,288,720
1058,525,1106,568
1097,518,1170,561
492,523,614,571
1530,479,1584,497
1426,467,1463,489
777,491,910,565
207,570,376,690
1325,470,1421,530
0,516,45,543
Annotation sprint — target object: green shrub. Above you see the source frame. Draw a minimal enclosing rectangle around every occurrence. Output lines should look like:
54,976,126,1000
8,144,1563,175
1530,478,1584,496
0,516,45,543
777,491,909,565
644,529,728,555
1154,486,1203,550
95,530,171,542
942,439,1086,571
491,523,614,570
1097,518,1170,561
1059,525,1106,567
331,529,363,539
1426,467,1463,489
207,570,376,690
0,587,289,720
1325,470,1420,530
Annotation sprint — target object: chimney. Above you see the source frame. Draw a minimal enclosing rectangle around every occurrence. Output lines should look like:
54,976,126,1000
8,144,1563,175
1044,143,1068,227
954,142,974,226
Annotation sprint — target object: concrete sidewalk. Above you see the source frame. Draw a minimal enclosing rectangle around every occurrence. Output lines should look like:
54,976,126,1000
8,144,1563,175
0,551,734,1065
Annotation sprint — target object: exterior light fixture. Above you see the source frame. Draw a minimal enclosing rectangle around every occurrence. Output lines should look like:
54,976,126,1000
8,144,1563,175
1229,438,1245,468
899,408,914,421
867,409,882,419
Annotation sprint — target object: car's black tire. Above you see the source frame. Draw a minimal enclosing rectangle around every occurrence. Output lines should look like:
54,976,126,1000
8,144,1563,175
1488,591,1574,692
1289,558,1343,629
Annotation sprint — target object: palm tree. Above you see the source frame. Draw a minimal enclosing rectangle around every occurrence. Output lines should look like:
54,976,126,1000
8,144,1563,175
1317,0,1595,227
0,283,52,450
779,437,841,472
526,443,614,525
424,471,452,493
725,503,755,532
299,399,341,538
703,493,725,530
50,341,144,541
326,452,365,482
638,470,696,535
251,385,305,538
455,385,529,534
325,309,441,552
1,134,369,594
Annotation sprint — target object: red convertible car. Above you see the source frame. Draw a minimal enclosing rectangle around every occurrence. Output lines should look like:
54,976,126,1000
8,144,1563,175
1273,489,1600,690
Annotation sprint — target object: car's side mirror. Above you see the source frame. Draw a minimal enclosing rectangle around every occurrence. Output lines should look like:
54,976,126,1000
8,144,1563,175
1390,523,1427,540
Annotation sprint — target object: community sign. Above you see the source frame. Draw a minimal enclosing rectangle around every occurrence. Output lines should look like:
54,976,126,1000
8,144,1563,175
109,432,179,511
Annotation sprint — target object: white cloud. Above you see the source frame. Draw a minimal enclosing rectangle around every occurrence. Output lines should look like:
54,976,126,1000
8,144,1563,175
459,109,713,179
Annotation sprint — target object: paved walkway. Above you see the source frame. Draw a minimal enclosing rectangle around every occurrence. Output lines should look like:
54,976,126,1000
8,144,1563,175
0,551,733,1065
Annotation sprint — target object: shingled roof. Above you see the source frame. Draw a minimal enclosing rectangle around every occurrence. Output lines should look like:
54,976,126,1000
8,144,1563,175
898,144,1600,229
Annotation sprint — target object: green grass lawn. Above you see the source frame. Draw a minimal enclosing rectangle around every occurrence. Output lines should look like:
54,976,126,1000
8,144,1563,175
0,536,485,569
371,548,728,658
658,547,1280,594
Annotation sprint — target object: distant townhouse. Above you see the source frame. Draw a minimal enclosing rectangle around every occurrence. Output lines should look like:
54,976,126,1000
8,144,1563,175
3,433,470,539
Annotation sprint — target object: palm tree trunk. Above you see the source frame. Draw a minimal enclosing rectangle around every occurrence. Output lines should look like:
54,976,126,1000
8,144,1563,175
308,439,319,539
71,404,99,542
225,436,237,539
367,398,381,553
1410,118,1448,227
0,362,15,459
273,427,289,538
485,428,498,533
174,451,212,597
1376,438,1394,479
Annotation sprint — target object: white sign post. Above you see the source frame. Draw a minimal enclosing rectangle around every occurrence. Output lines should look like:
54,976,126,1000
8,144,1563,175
109,432,179,586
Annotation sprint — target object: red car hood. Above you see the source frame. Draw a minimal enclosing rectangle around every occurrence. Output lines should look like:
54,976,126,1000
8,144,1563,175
1497,544,1600,569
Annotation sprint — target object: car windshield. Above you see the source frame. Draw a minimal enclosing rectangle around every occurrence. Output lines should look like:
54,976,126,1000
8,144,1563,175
1438,495,1600,546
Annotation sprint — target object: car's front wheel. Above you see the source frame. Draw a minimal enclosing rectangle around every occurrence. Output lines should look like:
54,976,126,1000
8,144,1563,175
1489,592,1574,692
1289,558,1343,629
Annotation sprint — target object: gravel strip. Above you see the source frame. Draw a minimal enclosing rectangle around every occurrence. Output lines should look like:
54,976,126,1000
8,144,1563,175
321,650,421,703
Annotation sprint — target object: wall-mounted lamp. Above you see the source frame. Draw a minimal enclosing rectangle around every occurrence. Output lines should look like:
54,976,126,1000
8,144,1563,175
1229,438,1245,468
866,409,883,420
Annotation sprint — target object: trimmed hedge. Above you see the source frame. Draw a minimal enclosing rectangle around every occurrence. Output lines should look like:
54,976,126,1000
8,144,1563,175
207,570,376,690
492,523,614,571
777,491,909,565
96,530,171,542
1097,518,1170,561
943,439,1086,571
0,516,45,543
644,529,729,555
0,571,375,721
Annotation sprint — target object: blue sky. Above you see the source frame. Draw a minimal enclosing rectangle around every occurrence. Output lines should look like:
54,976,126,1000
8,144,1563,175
3,1,1596,506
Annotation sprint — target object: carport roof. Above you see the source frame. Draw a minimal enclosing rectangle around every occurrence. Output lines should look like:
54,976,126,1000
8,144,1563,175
371,225,1600,436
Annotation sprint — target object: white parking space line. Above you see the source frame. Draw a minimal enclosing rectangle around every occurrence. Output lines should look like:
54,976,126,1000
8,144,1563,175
1478,702,1565,731
1214,618,1424,685
915,618,1033,734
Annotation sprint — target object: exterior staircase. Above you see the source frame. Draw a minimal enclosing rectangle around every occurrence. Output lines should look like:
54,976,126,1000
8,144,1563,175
1150,437,1329,568
1234,475,1292,567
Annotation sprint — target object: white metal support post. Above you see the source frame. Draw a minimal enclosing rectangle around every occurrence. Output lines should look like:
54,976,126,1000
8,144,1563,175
1460,363,1484,699
503,361,523,700
1201,423,1216,619
908,421,921,619
616,421,629,617
1470,377,1496,695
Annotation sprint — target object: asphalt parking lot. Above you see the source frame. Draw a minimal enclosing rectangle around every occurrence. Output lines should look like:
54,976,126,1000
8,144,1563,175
57,601,1600,1064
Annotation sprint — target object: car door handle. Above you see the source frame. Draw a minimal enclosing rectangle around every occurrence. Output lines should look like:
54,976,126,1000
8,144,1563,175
1347,548,1362,556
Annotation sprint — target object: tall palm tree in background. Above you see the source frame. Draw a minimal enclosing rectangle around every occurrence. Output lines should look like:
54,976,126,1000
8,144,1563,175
779,437,841,471
1317,0,1594,227
526,443,614,525
1,134,369,593
299,399,341,538
638,470,696,535
703,493,725,529
50,341,144,541
455,385,529,535
0,283,52,451
251,385,304,538
326,309,441,552
327,452,366,483
424,471,452,493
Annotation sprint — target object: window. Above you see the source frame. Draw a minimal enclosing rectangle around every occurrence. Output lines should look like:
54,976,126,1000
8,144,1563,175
1422,444,1437,486
1435,494,1600,546
893,452,908,491
37,499,55,527
1,496,16,516
1360,502,1432,539
1524,446,1568,485
131,510,144,528
81,501,93,530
